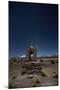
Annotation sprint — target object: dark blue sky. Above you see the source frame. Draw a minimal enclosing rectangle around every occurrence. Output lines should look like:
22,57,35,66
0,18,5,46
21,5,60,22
9,1,58,58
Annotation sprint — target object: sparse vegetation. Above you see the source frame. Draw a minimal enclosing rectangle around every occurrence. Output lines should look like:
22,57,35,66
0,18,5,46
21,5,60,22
32,76,40,87
32,83,37,87
36,78,40,84
32,78,37,87
12,75,17,80
27,70,35,74
40,59,43,62
35,70,41,75
41,71,47,77
53,74,58,79
51,60,55,64
9,56,58,88
21,69,27,75
27,75,33,79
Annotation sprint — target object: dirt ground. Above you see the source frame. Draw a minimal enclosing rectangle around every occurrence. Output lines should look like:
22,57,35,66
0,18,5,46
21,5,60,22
9,58,58,88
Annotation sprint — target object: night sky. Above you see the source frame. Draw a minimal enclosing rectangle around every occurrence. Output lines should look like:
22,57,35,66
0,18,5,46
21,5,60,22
9,1,58,58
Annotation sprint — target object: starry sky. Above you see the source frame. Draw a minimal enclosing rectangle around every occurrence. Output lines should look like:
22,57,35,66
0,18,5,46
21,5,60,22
9,1,58,58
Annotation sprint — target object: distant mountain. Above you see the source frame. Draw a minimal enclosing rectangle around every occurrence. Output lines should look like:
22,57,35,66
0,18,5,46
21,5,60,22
9,54,58,61
9,57,20,61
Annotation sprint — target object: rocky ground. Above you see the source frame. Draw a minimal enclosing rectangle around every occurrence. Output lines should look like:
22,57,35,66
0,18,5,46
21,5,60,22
9,58,58,89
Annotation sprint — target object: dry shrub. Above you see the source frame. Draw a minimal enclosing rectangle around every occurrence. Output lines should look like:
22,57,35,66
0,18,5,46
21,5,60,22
36,78,40,84
53,74,58,79
32,77,40,87
21,69,27,75
12,75,16,80
41,71,47,77
27,75,33,79
51,60,55,64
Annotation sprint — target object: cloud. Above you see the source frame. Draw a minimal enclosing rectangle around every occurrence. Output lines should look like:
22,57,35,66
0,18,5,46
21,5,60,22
21,54,26,57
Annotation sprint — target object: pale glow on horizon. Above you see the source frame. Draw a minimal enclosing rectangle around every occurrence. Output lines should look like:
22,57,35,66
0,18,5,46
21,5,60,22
21,54,26,57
